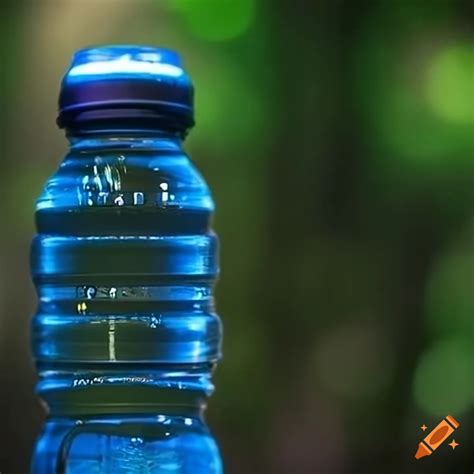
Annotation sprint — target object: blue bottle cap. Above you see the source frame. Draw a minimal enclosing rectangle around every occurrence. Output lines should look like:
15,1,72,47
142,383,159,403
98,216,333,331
57,45,194,132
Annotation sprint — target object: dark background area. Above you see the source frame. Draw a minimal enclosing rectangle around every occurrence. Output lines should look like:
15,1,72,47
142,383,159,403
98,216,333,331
0,1,473,473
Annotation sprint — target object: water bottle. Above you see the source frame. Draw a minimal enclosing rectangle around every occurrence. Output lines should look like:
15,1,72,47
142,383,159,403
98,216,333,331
30,45,223,473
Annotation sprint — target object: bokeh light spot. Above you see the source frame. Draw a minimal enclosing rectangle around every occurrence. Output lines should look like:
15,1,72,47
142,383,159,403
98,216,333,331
354,35,473,170
170,0,256,42
315,323,393,400
413,339,472,416
377,80,473,165
427,44,474,125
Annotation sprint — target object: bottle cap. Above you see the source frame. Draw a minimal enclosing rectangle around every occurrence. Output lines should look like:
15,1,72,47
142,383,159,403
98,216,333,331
57,45,194,132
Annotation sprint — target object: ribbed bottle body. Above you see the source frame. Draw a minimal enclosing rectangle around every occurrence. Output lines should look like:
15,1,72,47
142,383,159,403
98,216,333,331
30,134,222,474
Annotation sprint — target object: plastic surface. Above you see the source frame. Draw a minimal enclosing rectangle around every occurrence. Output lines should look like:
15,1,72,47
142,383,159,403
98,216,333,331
30,47,222,474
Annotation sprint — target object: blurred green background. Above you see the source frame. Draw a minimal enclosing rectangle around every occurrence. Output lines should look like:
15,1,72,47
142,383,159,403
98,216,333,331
0,1,473,473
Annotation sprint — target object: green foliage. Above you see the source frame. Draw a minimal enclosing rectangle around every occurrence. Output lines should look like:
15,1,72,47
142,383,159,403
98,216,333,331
167,0,256,42
413,338,472,416
427,43,474,125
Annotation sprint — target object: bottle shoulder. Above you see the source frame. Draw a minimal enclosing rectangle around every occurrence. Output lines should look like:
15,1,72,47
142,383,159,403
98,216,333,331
36,146,214,235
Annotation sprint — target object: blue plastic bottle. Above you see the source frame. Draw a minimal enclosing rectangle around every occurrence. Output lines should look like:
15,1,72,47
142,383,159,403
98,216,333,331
30,46,223,473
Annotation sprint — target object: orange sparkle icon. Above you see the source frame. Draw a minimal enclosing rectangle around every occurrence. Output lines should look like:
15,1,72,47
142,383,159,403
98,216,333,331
448,439,459,450
415,415,460,460
420,424,427,431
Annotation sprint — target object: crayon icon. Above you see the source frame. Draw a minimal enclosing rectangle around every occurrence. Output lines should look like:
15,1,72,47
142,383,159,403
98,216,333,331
415,415,460,459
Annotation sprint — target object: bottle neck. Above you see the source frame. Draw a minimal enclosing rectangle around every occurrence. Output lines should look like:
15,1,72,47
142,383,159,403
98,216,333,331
66,128,184,151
